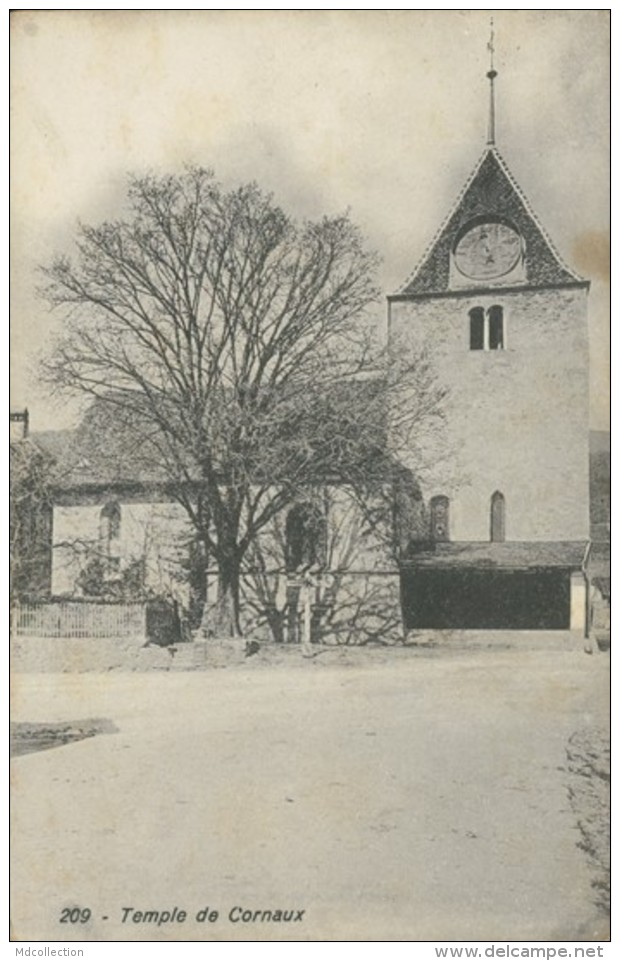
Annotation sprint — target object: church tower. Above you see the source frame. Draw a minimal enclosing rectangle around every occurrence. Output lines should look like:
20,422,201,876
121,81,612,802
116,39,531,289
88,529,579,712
391,37,590,632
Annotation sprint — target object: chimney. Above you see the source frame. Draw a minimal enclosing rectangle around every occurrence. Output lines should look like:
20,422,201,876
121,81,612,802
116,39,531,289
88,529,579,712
9,408,29,442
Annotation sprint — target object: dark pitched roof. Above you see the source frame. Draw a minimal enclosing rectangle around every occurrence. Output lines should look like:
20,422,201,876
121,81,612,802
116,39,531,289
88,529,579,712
30,430,76,462
34,382,392,492
401,541,588,571
396,148,585,297
33,400,176,490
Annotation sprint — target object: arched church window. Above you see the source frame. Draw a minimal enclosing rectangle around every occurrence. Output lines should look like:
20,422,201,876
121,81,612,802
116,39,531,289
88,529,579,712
490,491,505,542
488,305,504,350
285,503,327,572
469,307,485,350
430,495,450,542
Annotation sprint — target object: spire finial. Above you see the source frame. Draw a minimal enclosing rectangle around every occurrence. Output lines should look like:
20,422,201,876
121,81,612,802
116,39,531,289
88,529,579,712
486,17,497,145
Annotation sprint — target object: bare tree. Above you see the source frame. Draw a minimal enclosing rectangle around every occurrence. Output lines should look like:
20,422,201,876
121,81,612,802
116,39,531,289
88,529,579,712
40,167,444,637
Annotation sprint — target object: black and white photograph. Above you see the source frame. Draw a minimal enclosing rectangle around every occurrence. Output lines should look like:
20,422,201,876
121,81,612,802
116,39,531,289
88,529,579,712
9,9,610,944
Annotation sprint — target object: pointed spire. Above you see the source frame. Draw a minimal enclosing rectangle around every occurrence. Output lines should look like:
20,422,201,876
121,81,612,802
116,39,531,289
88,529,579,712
486,18,497,145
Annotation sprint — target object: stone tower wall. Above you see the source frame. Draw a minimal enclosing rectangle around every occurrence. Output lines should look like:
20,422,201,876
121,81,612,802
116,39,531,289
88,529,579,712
389,285,589,542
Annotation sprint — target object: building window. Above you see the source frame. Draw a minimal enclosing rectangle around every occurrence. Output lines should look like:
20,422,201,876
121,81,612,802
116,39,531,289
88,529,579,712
469,308,485,350
490,491,505,542
99,502,121,573
285,503,327,572
488,306,504,350
430,495,450,542
469,305,505,351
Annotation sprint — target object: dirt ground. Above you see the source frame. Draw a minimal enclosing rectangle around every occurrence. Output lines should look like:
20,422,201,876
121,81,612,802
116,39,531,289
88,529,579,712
10,646,610,942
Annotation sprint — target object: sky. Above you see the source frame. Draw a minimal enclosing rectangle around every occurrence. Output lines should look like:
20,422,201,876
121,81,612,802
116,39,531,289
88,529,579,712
10,9,610,431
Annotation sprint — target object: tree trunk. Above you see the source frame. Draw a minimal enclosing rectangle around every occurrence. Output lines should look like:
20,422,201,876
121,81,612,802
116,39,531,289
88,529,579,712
188,536,209,630
200,552,242,639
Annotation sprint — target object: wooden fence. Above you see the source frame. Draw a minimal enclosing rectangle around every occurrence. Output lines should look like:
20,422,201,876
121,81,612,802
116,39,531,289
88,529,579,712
13,602,146,639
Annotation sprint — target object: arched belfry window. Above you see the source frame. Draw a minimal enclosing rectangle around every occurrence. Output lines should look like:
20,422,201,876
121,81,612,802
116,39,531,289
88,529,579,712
490,491,505,542
430,495,450,542
488,306,504,350
469,306,505,351
285,503,327,572
99,502,121,572
469,308,485,350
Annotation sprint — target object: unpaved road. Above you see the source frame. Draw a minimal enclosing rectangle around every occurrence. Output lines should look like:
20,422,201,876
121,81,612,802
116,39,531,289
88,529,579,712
10,649,609,941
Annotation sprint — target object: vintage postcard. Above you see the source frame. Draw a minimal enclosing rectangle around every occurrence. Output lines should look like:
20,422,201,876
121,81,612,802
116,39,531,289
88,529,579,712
10,10,610,944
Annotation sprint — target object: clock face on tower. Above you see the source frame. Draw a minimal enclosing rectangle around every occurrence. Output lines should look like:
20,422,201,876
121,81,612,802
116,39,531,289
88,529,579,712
454,221,522,280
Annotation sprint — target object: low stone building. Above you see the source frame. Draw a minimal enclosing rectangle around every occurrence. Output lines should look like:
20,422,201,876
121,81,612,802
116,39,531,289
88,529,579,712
33,396,401,645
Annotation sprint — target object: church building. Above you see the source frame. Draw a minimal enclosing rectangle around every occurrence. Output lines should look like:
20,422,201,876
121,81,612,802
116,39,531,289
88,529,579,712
12,44,594,644
391,54,590,632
